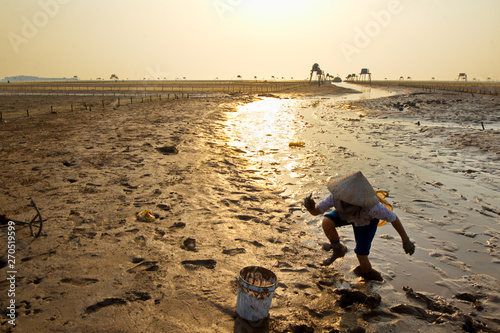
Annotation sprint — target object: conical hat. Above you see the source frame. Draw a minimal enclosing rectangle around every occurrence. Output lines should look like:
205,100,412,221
326,171,379,207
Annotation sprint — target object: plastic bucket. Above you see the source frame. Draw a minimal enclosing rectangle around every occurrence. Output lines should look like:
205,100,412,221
235,266,278,323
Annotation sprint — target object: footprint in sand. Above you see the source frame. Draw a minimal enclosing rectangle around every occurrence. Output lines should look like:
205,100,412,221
154,229,166,240
127,261,159,273
31,277,43,285
125,291,152,302
101,233,120,243
21,250,56,263
84,298,127,314
169,222,186,229
235,238,265,248
222,248,246,256
113,229,139,238
182,238,197,251
60,278,99,286
62,160,77,167
69,228,97,241
156,204,170,211
235,215,257,221
181,259,217,269
134,235,146,248
131,257,144,264
156,145,179,155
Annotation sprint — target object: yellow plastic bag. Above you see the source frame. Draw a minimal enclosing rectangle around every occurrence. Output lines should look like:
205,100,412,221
137,210,155,222
289,142,305,148
376,190,392,227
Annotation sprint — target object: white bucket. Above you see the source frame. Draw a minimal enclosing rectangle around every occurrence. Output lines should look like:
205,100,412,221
235,266,278,323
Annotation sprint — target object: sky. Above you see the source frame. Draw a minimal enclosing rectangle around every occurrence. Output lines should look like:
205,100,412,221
1,0,499,81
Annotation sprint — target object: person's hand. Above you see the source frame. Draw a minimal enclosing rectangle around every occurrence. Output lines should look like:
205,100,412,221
403,239,415,255
303,193,316,212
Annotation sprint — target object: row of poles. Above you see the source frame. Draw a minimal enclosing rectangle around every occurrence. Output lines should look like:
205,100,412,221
0,93,190,120
0,82,310,120
0,81,307,93
353,81,500,95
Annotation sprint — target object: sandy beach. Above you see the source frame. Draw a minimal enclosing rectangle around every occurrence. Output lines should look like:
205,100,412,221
1,83,499,332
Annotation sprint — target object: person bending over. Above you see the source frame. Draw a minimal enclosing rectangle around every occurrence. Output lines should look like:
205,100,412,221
304,171,415,281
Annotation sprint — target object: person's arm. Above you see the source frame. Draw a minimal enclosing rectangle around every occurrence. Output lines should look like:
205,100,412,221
391,216,409,242
391,216,415,255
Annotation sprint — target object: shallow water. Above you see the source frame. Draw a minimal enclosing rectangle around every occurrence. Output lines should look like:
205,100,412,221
224,84,500,325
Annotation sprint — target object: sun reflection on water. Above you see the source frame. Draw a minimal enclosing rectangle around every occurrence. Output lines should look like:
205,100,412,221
224,97,311,191
225,97,301,155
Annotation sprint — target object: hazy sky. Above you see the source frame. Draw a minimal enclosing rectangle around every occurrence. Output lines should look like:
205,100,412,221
1,0,499,81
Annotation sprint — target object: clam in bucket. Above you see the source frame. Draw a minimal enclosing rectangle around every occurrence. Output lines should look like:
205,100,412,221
236,266,278,323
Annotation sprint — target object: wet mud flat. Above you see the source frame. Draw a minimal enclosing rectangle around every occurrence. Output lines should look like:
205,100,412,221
0,85,499,332
0,86,366,333
221,85,500,331
279,87,500,332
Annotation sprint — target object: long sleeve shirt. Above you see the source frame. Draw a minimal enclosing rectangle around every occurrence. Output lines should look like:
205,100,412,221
317,194,397,227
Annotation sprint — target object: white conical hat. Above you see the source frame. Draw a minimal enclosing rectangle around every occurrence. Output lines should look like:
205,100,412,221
326,171,379,207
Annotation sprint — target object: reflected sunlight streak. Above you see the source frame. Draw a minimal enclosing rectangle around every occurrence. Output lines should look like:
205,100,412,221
226,98,300,155
225,97,308,191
